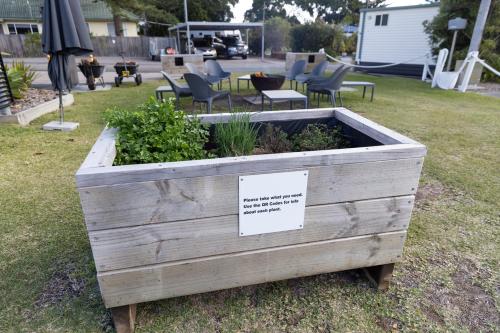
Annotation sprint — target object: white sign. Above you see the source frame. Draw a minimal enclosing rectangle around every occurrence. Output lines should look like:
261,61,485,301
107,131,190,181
238,171,309,236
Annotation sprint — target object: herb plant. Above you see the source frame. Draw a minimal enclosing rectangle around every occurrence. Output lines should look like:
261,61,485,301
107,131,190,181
104,98,211,165
214,113,259,157
258,123,292,154
292,123,348,151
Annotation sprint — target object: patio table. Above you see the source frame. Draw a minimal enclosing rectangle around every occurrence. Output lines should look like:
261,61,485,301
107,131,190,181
341,81,375,101
261,90,308,111
237,74,251,93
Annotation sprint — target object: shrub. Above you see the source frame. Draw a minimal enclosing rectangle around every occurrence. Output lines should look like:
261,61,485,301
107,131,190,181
214,113,259,157
104,98,211,165
292,124,348,151
6,61,37,99
249,17,292,54
291,21,344,55
258,123,292,153
23,33,43,57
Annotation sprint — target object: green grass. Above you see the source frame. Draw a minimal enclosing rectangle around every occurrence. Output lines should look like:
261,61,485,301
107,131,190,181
0,74,498,332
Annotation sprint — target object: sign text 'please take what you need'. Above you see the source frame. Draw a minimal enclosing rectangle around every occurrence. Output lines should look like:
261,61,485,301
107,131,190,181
238,171,309,236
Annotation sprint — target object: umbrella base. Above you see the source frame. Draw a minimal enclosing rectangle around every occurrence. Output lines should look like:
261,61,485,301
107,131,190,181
42,120,79,132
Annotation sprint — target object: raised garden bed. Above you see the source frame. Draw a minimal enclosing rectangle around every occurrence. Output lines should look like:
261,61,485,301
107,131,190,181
0,91,74,126
76,108,426,332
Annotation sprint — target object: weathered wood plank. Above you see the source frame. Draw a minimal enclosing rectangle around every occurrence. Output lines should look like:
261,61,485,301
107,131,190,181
334,108,420,145
90,196,414,272
76,143,426,187
110,304,136,333
98,231,407,308
195,108,335,124
79,158,423,231
78,127,117,169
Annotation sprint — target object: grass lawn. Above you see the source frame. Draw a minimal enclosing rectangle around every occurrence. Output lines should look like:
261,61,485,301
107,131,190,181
0,73,498,332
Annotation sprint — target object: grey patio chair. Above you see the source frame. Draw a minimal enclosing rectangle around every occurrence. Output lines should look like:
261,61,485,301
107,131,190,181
185,62,221,87
161,71,192,110
307,67,350,107
295,60,329,91
184,73,232,113
307,65,345,85
205,60,232,91
284,59,307,90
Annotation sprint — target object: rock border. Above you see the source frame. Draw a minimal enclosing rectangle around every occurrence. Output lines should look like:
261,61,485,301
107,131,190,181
0,94,74,126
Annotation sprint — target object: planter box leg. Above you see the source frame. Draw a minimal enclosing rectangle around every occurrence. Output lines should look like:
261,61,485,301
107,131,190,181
364,263,395,291
111,304,137,333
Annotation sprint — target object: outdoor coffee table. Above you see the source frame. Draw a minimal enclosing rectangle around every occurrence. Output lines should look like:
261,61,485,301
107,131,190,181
341,81,375,101
155,85,173,101
237,74,251,93
261,90,308,111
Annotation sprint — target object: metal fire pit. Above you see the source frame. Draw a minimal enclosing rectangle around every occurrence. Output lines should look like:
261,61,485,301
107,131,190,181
250,74,285,92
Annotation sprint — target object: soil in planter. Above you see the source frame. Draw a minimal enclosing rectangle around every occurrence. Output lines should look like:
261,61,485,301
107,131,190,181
10,88,57,114
207,117,378,158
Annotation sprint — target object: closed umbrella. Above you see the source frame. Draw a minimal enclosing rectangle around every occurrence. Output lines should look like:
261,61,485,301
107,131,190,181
42,0,93,130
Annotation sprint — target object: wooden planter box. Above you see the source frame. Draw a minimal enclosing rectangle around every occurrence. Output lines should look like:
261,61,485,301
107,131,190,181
76,108,426,332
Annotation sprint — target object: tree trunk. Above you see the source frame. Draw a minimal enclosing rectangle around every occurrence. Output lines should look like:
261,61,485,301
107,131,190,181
113,14,123,37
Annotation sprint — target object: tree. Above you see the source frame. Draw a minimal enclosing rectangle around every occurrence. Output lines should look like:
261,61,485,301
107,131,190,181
101,0,237,37
244,0,300,23
99,0,143,36
424,0,499,81
245,0,385,25
293,0,385,25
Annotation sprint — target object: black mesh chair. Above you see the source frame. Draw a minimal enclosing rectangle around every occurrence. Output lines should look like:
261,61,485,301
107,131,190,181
184,73,232,113
295,60,329,90
205,60,232,91
307,67,350,107
161,71,191,110
284,59,307,90
185,62,221,87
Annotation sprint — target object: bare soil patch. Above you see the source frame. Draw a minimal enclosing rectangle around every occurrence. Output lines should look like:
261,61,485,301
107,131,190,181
11,89,57,114
34,262,86,308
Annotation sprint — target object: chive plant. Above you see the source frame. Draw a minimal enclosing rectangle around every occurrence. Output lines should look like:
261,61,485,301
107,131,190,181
214,113,259,157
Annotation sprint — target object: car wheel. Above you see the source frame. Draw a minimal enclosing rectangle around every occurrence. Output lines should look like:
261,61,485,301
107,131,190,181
242,55,248,60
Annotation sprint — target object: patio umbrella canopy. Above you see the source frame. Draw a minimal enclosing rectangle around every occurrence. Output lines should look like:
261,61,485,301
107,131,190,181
42,0,93,124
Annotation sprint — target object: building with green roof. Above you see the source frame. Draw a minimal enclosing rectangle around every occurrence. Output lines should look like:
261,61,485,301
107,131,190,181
0,0,139,37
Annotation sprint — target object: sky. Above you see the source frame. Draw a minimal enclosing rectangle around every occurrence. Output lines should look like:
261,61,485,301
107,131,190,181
230,0,429,23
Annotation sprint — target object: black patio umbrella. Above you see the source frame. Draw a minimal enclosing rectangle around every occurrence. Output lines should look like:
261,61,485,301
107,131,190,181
42,0,93,124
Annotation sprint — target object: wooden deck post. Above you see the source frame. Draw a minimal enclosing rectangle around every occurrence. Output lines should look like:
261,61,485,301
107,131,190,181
111,304,137,333
364,263,395,290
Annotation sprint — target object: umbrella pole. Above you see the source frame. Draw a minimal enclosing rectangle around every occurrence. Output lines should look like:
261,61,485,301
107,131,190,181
59,89,64,124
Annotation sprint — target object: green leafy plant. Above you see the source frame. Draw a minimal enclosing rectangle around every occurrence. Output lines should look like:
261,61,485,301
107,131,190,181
5,61,37,99
104,98,211,165
258,123,292,154
292,123,349,151
214,113,259,157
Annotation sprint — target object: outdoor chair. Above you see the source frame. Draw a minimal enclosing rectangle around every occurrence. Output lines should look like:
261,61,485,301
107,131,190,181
184,73,232,113
185,62,221,87
161,71,191,110
307,67,350,107
284,59,307,90
205,60,232,91
295,60,329,91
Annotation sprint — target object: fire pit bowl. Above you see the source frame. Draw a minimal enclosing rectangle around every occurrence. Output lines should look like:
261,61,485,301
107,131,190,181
250,74,285,92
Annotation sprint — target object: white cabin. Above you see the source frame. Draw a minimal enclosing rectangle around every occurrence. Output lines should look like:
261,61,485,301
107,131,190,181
355,3,440,76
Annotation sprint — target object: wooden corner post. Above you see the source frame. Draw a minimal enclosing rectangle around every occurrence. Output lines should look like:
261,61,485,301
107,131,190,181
111,304,137,333
364,263,395,291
